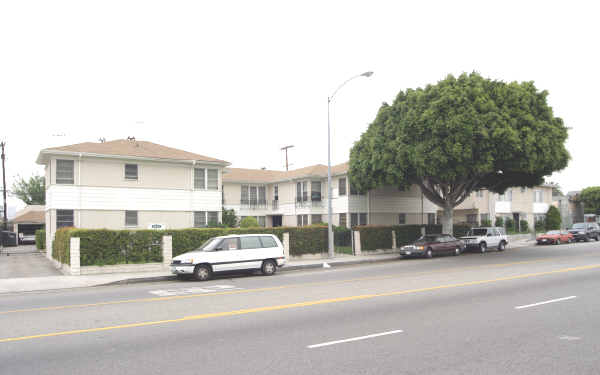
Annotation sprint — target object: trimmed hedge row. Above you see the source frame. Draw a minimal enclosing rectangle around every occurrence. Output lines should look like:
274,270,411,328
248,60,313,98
72,229,163,266
166,226,328,257
52,228,72,265
52,226,330,267
355,224,475,251
35,229,46,250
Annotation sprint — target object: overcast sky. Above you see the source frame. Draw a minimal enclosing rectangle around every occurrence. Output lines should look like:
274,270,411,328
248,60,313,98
1,0,598,209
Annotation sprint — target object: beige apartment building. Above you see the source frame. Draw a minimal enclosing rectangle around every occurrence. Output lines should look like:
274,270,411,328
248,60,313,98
222,163,438,228
447,185,554,228
36,139,230,254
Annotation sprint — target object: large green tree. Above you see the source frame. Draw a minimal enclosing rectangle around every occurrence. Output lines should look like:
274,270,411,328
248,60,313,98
545,205,561,230
579,186,600,214
11,175,45,205
350,73,569,234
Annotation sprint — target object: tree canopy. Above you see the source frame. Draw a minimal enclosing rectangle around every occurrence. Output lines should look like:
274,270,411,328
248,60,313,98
11,175,45,205
579,186,600,214
349,72,570,233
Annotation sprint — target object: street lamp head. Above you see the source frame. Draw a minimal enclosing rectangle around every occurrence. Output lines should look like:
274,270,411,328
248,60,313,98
361,71,374,78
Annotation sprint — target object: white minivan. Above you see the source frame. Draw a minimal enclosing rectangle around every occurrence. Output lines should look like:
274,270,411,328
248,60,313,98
170,234,286,281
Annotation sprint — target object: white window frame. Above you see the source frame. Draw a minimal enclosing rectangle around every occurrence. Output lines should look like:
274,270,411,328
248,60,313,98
194,168,206,190
125,210,138,227
56,159,74,184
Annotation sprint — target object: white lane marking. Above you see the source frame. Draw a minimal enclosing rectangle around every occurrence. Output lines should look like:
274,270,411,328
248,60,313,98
515,296,577,310
149,285,241,297
307,330,403,349
559,335,581,341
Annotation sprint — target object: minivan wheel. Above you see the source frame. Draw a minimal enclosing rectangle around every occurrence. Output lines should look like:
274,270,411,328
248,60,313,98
425,248,433,259
261,259,277,276
497,241,506,251
193,264,212,281
479,242,487,253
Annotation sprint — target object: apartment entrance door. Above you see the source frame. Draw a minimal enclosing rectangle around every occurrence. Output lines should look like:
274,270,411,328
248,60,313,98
272,215,283,227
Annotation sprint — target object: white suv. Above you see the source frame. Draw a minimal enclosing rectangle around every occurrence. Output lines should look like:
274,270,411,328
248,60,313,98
460,227,508,253
170,234,286,281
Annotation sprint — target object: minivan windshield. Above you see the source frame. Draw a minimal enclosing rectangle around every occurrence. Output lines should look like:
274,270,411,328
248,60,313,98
468,228,488,236
196,238,222,252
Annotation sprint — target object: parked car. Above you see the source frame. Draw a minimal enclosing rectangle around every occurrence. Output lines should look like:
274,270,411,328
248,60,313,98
399,234,464,258
460,227,508,253
1,231,18,247
568,222,600,242
18,233,36,245
536,230,573,245
170,234,286,281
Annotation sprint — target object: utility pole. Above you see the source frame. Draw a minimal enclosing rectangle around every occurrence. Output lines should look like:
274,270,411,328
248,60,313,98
1,141,7,231
281,145,294,171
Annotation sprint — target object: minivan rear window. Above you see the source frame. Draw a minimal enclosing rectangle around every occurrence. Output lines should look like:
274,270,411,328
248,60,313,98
260,236,277,248
240,236,262,249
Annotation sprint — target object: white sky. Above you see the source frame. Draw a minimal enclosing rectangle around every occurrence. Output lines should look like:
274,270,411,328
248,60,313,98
1,0,598,209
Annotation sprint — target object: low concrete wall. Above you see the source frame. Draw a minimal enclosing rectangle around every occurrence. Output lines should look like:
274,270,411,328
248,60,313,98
507,234,532,243
80,263,166,275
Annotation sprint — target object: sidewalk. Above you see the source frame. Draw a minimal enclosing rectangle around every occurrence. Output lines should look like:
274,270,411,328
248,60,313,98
0,238,536,294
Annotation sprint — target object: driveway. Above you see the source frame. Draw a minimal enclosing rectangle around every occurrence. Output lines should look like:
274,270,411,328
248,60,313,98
0,245,62,279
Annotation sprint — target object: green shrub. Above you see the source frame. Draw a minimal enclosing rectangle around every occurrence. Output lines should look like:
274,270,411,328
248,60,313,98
519,220,529,232
495,217,504,227
221,209,238,228
356,226,394,250
240,217,259,228
395,225,424,247
545,206,561,230
535,217,546,232
35,229,46,250
481,219,492,227
52,227,72,265
334,226,351,247
505,217,514,230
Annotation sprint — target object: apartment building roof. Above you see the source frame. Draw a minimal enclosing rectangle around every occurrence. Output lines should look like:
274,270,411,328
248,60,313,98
223,162,349,183
36,139,229,165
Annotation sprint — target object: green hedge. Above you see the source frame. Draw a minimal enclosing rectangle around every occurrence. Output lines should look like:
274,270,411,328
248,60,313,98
355,224,475,251
166,226,327,257
35,229,46,250
334,226,351,247
70,229,163,266
52,228,72,265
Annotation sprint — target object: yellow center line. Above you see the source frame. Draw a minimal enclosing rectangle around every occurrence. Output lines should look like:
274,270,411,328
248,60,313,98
0,257,563,315
1,263,599,344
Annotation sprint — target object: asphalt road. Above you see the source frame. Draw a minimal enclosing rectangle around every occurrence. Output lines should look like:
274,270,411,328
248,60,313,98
2,241,600,374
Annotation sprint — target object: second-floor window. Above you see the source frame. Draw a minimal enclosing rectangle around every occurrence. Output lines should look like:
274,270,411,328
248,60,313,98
534,190,543,202
311,181,322,201
339,178,347,196
296,181,308,202
499,189,512,201
194,168,206,189
56,159,74,184
241,185,266,205
207,169,218,190
124,164,138,180
273,185,279,201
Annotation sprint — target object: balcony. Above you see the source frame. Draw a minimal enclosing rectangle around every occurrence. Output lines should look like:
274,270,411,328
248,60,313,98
272,200,279,210
240,199,268,210
295,196,323,208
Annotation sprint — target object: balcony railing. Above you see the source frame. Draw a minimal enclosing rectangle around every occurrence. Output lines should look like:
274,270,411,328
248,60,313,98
272,200,279,210
240,199,268,209
295,196,323,208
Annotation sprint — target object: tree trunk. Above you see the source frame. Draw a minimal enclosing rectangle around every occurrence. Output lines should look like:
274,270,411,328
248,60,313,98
442,204,454,235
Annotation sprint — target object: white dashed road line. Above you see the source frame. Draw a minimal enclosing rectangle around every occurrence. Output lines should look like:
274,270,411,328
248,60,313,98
307,330,404,349
149,285,241,297
515,296,577,310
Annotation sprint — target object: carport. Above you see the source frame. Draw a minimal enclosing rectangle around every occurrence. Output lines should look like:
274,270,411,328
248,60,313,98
10,209,45,244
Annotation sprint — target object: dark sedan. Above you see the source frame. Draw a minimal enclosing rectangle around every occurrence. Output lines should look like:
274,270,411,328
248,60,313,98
400,234,464,258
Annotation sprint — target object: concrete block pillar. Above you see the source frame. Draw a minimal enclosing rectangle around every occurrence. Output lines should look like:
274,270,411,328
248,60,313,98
392,230,397,249
70,237,81,276
283,233,290,259
162,235,173,267
353,231,362,256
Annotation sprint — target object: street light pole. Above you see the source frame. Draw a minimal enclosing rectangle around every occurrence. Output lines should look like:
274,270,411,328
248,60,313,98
1,141,7,231
327,71,373,258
